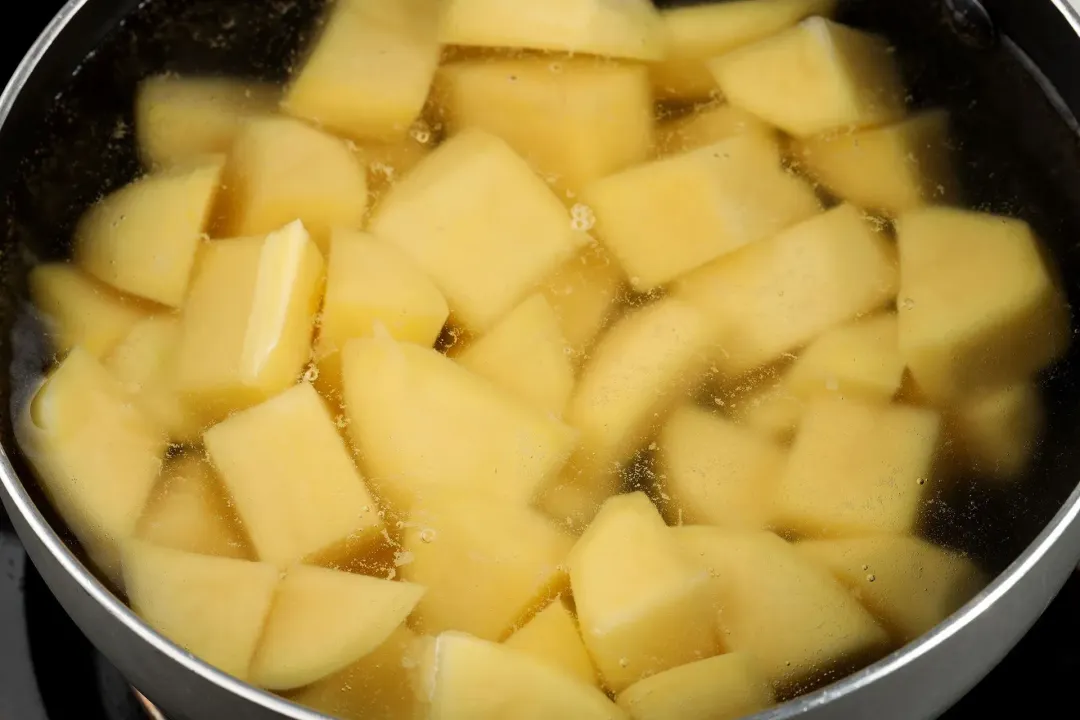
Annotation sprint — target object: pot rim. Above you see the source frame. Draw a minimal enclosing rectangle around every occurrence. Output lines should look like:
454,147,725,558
2,1,1080,718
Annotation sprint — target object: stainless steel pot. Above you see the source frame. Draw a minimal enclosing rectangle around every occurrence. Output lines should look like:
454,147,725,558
3,1,1080,718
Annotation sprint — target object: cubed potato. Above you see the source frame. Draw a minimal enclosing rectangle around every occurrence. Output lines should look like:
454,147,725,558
539,299,713,528
896,208,1069,401
652,0,837,102
568,493,720,692
437,58,653,193
135,75,279,169
505,599,597,687
342,336,578,514
541,247,626,361
75,158,223,308
29,263,155,359
655,103,776,157
370,129,583,332
401,493,574,641
22,348,167,581
677,204,899,378
950,383,1044,481
674,527,889,690
315,229,449,399
797,535,988,642
725,379,803,442
775,396,942,538
284,0,440,142
136,455,251,560
204,383,384,567
438,0,665,61
250,564,426,690
215,117,367,253
793,110,956,215
175,222,325,422
711,18,905,137
457,294,574,417
106,316,203,444
616,652,775,720
122,540,279,681
784,313,905,402
657,404,787,530
583,133,820,291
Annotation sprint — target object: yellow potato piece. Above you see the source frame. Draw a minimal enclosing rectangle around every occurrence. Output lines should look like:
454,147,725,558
438,0,665,61
652,0,837,101
75,158,223,308
418,631,627,720
655,103,776,157
401,493,574,641
896,208,1069,402
135,75,279,169
775,396,942,538
616,652,775,720
204,383,384,567
541,246,626,361
674,527,889,691
437,57,653,193
22,348,167,581
29,263,154,359
798,535,988,643
568,493,720,692
216,117,367,253
122,540,279,681
136,455,251,561
711,18,905,137
583,133,820,291
370,129,582,332
794,110,956,215
315,229,449,399
658,404,787,530
457,294,574,417
505,599,597,687
284,0,440,142
175,221,325,422
342,336,578,514
250,564,426,690
950,382,1044,481
727,381,804,442
677,204,899,378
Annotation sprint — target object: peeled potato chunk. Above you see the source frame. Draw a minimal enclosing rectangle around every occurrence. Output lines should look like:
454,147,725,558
711,18,905,137
216,117,367,252
677,204,899,378
794,110,956,215
798,535,988,643
29,263,154,359
655,103,776,157
437,57,653,193
583,133,820,291
122,540,279,681
438,0,665,61
569,493,720,692
616,652,775,720
342,336,578,514
175,221,325,422
897,208,1069,402
652,0,837,102
284,0,440,142
23,348,167,581
658,404,787,530
675,527,889,691
775,396,942,538
136,455,251,561
75,158,223,308
727,380,804,442
370,129,582,332
315,229,449,399
541,246,626,361
505,599,598,687
250,564,426,690
457,294,574,417
950,382,1043,481
204,383,384,567
135,75,278,169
